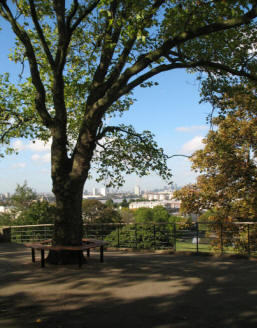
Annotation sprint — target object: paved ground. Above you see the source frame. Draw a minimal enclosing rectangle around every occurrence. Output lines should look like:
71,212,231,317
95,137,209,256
0,243,257,328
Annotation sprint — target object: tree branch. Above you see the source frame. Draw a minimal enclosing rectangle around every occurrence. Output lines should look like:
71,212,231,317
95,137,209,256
96,125,147,144
117,57,257,100
116,3,257,89
70,0,100,33
0,2,53,128
28,0,55,70
167,154,191,159
95,140,107,151
194,60,257,82
116,62,188,97
0,115,32,144
88,0,166,106
66,0,79,28
105,0,166,88
53,0,100,74
90,0,121,90
53,0,67,72
164,49,257,82
104,36,137,88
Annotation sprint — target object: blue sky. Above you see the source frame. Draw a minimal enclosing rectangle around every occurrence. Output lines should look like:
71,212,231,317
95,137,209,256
0,20,211,194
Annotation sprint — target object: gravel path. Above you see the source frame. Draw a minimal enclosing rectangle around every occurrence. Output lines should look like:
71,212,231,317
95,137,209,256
0,243,257,328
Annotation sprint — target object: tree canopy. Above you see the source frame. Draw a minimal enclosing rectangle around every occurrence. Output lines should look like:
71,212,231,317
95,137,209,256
175,85,257,220
0,1,256,186
11,181,37,210
0,182,56,226
82,199,121,223
133,205,170,223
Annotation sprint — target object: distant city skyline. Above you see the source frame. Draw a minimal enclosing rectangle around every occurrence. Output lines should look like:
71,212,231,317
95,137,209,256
0,183,178,196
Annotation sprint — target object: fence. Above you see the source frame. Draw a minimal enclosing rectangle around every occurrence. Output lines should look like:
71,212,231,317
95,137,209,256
9,224,53,243
6,221,257,257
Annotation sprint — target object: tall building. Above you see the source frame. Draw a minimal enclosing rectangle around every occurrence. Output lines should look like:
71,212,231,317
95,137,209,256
5,192,10,199
134,185,141,196
129,200,181,210
100,187,107,197
92,187,97,196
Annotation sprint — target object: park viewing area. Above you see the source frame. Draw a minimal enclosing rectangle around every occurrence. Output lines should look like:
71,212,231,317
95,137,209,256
1,239,257,328
0,0,256,327
1,222,257,327
2,221,257,257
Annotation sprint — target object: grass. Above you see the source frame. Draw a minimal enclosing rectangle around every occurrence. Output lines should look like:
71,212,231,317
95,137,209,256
176,240,212,253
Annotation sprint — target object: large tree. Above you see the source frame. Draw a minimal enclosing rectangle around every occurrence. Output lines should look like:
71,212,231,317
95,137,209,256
82,199,121,223
0,0,256,263
175,85,257,220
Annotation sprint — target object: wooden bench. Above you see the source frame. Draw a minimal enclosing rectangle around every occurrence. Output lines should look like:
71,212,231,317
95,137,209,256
24,238,108,268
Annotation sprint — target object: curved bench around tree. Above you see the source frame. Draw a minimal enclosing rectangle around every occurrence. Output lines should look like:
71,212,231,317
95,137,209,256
24,238,108,268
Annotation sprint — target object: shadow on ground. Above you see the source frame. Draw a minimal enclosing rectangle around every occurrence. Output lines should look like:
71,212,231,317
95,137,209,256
0,243,257,328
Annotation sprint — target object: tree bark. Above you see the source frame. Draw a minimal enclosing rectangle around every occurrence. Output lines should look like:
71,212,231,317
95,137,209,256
46,178,86,264
46,120,97,265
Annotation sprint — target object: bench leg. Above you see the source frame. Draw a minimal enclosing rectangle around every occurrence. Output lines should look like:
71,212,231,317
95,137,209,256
100,246,104,263
87,249,90,257
41,249,45,268
31,248,35,263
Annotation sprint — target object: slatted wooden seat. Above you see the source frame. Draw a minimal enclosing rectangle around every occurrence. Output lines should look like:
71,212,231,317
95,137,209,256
25,238,108,268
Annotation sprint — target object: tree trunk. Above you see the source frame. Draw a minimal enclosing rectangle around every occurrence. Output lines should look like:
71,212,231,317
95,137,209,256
46,109,100,264
46,179,85,265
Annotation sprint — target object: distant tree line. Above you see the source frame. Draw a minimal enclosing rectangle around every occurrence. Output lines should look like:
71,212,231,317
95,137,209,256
0,182,57,226
1,183,194,249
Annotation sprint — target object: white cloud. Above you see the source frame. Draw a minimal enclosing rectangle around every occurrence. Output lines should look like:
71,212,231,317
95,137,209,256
13,140,26,151
27,140,51,152
31,153,51,163
181,136,204,154
42,153,51,163
12,162,26,168
31,154,41,161
176,125,208,133
12,139,51,152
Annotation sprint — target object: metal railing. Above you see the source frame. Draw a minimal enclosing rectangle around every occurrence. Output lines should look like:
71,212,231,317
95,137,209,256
9,224,53,244
5,221,257,257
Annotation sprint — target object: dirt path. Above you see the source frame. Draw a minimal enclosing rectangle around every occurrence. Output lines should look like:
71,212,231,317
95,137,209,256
0,243,257,328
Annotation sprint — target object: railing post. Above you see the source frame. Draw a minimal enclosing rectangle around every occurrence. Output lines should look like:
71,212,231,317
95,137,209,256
196,222,199,254
101,224,104,240
173,223,176,252
85,224,88,238
117,224,120,248
220,222,223,255
153,224,156,249
9,227,12,242
135,224,137,249
247,224,250,257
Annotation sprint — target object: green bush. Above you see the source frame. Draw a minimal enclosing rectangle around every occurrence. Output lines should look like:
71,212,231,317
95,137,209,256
105,223,173,250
